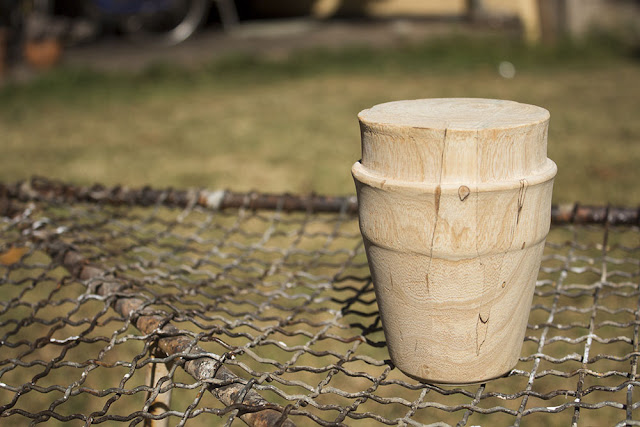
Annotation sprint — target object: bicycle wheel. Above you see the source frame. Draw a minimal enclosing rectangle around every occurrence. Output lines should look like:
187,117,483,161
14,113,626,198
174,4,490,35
121,0,210,46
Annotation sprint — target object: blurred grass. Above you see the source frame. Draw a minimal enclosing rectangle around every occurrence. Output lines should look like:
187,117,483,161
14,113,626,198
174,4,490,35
1,33,639,204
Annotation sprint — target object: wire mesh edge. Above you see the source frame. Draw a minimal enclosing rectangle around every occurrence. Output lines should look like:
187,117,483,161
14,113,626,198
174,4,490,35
41,240,298,427
1,177,639,225
1,178,639,425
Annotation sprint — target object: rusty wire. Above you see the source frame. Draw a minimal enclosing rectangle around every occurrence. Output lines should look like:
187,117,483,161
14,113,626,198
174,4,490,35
1,178,639,426
2,176,639,225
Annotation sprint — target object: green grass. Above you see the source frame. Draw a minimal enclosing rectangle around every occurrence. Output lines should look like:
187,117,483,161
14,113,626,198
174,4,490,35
1,34,639,204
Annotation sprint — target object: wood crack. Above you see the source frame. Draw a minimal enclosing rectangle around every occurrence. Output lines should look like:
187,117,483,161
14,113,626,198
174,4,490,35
425,129,447,289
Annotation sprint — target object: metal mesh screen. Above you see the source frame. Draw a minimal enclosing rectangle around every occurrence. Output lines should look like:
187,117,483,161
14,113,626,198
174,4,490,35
1,179,639,426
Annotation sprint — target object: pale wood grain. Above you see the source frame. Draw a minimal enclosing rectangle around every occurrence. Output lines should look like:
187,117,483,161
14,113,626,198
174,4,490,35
353,98,556,384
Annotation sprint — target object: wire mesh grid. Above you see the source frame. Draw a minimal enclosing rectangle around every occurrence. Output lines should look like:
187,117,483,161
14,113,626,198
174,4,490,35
1,179,639,426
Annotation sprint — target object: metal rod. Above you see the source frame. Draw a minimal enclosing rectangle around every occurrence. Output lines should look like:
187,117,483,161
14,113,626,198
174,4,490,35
1,177,638,225
214,0,239,30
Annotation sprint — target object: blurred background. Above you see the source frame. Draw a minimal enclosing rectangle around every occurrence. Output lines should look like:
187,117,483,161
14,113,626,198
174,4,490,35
0,0,639,204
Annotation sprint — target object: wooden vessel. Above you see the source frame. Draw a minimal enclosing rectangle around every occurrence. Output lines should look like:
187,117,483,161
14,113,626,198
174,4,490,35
352,98,556,384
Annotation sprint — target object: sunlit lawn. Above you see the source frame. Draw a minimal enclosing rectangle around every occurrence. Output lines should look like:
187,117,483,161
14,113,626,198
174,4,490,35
1,35,639,203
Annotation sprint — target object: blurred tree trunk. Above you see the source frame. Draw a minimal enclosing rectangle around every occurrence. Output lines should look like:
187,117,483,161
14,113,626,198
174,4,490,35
538,0,567,43
466,0,483,22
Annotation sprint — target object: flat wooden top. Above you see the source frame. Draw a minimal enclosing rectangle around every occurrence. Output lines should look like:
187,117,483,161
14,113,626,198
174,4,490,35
358,98,549,131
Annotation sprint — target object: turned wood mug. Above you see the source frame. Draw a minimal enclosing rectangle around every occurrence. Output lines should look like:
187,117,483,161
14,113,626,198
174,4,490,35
352,98,557,384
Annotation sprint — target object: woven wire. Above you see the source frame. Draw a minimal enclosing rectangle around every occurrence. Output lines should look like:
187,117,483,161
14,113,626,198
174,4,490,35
1,188,639,426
